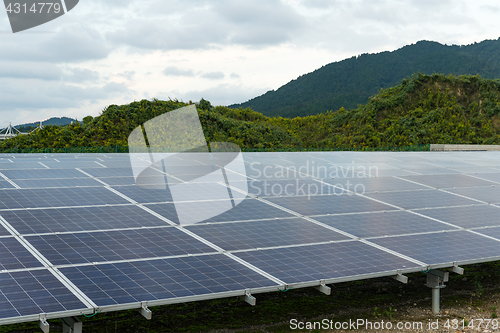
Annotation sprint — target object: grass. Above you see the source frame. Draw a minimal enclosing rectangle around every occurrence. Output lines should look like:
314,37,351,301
1,260,499,332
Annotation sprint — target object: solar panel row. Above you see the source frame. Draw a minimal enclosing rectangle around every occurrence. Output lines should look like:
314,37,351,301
1,151,500,327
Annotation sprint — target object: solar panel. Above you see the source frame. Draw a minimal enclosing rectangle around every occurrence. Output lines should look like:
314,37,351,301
313,210,459,238
0,237,44,270
234,241,422,284
414,205,500,229
364,189,479,209
444,186,500,204
398,174,496,189
370,230,500,266
1,205,170,234
26,227,216,265
59,255,279,307
3,151,500,328
0,270,87,319
13,178,104,189
186,218,350,251
0,187,129,210
266,194,397,216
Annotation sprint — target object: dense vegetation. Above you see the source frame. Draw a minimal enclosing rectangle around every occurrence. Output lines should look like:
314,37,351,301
2,74,500,151
229,38,500,117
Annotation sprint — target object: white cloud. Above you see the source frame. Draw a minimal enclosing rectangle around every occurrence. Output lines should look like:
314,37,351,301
162,66,196,77
2,0,500,128
201,71,225,80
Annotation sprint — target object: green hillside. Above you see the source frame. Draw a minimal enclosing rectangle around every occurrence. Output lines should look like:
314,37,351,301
2,74,500,151
229,39,500,117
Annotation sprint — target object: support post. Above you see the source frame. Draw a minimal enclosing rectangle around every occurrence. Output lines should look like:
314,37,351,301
61,317,82,333
138,302,152,320
39,314,49,333
425,270,449,314
240,290,256,306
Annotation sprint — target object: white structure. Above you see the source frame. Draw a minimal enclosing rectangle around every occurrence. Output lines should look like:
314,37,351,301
0,122,29,140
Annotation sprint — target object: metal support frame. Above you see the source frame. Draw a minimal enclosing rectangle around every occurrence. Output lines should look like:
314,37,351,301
240,290,256,306
392,272,408,284
39,314,49,333
425,270,449,314
138,302,152,320
314,282,331,295
61,317,82,333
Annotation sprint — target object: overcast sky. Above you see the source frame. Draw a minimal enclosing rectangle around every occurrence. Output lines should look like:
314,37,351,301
1,0,500,128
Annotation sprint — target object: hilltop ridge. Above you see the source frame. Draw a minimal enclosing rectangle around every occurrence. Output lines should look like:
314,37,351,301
229,39,500,117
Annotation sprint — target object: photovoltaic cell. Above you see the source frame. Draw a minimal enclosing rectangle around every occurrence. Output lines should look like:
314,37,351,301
186,218,350,251
26,227,216,265
0,187,129,210
473,227,500,241
321,177,428,193
80,167,134,177
234,242,422,284
444,186,500,204
468,173,500,182
0,238,44,270
59,254,278,306
0,223,9,236
313,210,458,238
1,205,171,234
266,194,396,216
0,162,46,170
110,185,172,203
370,230,500,265
14,178,104,189
414,205,500,229
364,189,478,210
243,179,345,197
146,199,295,224
0,270,87,319
0,180,14,189
1,168,87,179
398,174,496,189
41,161,105,169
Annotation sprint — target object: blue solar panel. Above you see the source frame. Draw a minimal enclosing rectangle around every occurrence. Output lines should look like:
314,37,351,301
26,227,216,265
398,174,496,189
0,270,87,320
80,167,134,177
1,168,87,179
321,177,428,193
1,205,170,234
14,178,104,189
414,205,500,229
370,230,500,265
59,255,279,306
266,194,396,216
234,242,422,284
0,187,129,209
146,199,295,224
186,218,350,251
0,180,15,189
0,238,44,270
445,186,500,204
313,210,458,238
365,189,478,209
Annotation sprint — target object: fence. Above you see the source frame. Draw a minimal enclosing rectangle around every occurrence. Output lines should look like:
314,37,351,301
0,144,431,154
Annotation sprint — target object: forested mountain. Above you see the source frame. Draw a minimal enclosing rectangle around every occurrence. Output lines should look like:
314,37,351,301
229,38,500,117
2,74,500,151
10,117,76,132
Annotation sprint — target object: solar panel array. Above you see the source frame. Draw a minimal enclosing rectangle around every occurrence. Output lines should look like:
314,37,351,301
2,151,500,325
